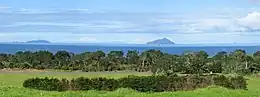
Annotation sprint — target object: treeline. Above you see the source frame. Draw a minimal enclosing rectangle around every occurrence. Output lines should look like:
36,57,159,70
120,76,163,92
23,74,247,92
1,49,260,74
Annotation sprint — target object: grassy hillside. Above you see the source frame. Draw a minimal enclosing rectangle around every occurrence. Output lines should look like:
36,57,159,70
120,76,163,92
0,71,260,97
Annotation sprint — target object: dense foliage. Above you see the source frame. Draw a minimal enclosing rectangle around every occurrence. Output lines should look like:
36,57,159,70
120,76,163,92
23,74,247,92
23,77,65,91
0,49,259,75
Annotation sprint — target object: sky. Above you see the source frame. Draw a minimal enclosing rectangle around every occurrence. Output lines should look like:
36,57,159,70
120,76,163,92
1,0,260,44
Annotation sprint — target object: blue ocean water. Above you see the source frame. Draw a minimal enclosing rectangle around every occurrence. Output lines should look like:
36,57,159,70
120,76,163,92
1,43,260,55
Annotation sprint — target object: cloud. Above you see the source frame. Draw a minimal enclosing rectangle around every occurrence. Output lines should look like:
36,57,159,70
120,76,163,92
237,11,260,31
0,5,11,9
0,5,11,12
79,37,97,42
68,8,89,12
162,11,260,33
0,21,139,33
2,22,90,27
17,8,57,14
0,7,244,34
3,4,260,44
0,10,258,34
14,8,104,14
186,18,246,32
66,8,93,13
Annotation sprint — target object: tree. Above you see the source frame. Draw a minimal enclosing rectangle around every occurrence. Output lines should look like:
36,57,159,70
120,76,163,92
230,49,246,60
253,51,260,57
251,56,260,73
33,51,53,69
252,51,260,73
225,49,247,74
0,53,8,62
214,51,228,60
242,55,254,74
209,51,228,73
138,49,163,73
15,51,34,69
54,51,71,69
1,49,259,75
0,53,9,68
147,50,163,74
155,54,182,75
126,50,139,70
79,52,92,72
87,51,106,71
183,51,208,74
106,51,124,71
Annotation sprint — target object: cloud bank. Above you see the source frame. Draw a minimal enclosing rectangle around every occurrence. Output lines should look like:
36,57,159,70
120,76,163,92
0,7,260,43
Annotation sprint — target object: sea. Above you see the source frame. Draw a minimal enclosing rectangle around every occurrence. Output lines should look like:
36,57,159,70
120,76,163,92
1,43,260,56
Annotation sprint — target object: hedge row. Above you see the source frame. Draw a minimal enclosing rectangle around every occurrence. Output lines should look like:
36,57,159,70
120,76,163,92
23,74,247,92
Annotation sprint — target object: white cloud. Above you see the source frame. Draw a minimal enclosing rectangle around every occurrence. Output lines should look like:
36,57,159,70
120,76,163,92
237,11,260,31
169,11,260,33
15,8,105,14
66,8,91,13
2,21,136,29
3,8,260,44
0,5,12,12
2,22,90,27
79,37,97,42
68,8,89,11
187,18,245,32
132,38,150,43
17,8,58,14
0,5,11,9
150,11,260,33
0,7,253,34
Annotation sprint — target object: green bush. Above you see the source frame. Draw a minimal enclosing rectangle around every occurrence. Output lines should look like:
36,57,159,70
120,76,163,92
61,79,70,90
90,77,119,91
70,77,92,90
23,77,64,91
23,74,247,92
229,76,248,90
126,76,157,92
213,75,230,88
184,75,213,90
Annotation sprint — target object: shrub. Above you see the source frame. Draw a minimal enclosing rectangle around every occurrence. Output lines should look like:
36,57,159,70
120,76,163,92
229,76,247,90
184,75,213,90
70,77,92,90
0,62,4,69
23,77,64,91
213,75,230,88
23,74,247,92
90,77,119,91
61,79,70,90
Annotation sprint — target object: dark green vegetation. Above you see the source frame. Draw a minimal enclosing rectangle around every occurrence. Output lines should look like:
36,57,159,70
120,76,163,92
1,49,259,95
0,49,260,75
23,74,247,92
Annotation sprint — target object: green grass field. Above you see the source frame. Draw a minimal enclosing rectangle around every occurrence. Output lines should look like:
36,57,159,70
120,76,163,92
1,71,260,97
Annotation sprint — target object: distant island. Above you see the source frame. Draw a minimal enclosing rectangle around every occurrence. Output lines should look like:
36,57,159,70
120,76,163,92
25,40,51,44
147,38,175,45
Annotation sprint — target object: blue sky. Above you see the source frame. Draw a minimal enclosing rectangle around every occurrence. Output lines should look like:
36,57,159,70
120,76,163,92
1,0,260,44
